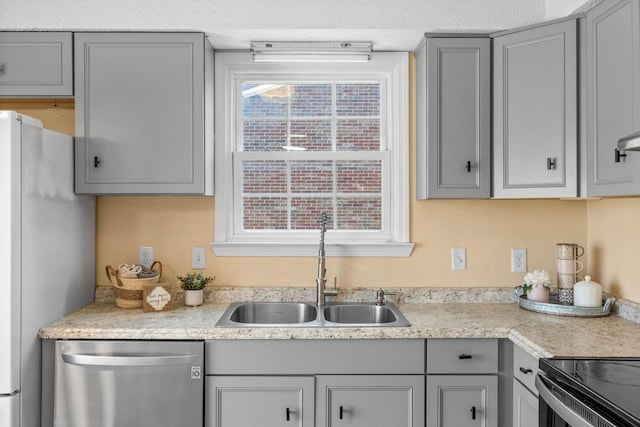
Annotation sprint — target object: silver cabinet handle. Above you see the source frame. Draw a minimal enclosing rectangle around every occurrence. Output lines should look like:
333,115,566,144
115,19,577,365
535,373,594,427
61,353,197,367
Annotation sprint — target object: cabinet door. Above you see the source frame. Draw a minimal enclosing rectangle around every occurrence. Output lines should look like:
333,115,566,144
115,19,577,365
493,20,578,198
74,32,213,195
206,376,314,427
316,375,424,427
586,0,640,196
426,375,497,427
513,379,538,427
0,32,73,97
416,37,490,199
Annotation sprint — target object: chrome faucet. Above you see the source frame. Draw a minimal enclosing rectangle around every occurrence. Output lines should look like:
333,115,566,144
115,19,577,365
316,213,337,304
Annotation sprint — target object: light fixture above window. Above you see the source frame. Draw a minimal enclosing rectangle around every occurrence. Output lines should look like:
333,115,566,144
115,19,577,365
250,42,373,63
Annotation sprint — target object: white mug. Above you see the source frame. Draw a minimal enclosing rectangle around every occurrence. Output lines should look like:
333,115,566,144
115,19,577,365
556,259,584,275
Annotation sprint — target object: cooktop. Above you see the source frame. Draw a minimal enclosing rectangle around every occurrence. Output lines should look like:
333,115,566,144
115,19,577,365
540,358,640,424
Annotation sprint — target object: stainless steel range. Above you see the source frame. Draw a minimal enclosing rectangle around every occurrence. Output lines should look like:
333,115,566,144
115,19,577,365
537,358,640,427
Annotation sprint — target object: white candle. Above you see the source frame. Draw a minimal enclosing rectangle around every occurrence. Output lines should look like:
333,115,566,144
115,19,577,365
574,275,602,308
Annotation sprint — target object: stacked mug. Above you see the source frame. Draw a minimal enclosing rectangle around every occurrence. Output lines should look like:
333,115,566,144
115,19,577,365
556,243,584,304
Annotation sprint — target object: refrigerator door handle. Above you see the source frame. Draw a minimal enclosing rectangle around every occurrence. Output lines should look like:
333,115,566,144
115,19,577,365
61,353,197,367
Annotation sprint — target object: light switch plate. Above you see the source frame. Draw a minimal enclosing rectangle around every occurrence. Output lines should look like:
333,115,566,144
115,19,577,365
192,247,206,269
451,248,466,271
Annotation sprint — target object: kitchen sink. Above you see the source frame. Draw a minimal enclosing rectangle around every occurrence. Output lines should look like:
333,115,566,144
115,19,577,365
322,304,397,324
223,302,318,326
215,301,410,328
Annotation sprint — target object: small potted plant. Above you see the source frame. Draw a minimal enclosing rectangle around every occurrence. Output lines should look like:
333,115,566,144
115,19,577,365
522,269,551,303
177,272,214,307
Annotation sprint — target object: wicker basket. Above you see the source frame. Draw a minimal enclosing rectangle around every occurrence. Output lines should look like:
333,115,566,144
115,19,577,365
106,261,162,308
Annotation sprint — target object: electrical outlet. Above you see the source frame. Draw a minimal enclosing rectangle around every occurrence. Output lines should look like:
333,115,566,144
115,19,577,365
511,248,527,272
451,248,466,271
138,246,154,268
192,247,206,269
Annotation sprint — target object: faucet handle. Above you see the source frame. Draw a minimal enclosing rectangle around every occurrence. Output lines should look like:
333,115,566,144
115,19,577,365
376,289,395,305
323,276,338,298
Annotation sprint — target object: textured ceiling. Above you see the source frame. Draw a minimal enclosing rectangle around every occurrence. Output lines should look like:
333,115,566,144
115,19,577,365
0,0,583,51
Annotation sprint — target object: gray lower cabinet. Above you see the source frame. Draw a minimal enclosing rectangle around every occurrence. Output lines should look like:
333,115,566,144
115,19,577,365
426,338,499,427
206,376,315,427
74,32,214,195
0,32,73,97
586,0,640,196
415,35,491,199
492,19,578,198
512,379,538,427
316,375,425,427
427,375,498,427
512,344,539,427
205,340,426,427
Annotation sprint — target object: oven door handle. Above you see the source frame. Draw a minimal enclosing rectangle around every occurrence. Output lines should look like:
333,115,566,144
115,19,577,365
535,373,594,427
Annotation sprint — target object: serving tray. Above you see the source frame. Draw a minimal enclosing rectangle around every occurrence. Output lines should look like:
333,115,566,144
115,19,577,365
518,294,616,317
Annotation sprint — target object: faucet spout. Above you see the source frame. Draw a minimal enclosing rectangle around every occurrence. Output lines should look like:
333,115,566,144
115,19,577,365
316,213,328,304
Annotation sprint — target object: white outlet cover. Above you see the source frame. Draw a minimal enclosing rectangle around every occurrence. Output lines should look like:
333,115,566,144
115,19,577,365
511,248,527,272
138,246,154,268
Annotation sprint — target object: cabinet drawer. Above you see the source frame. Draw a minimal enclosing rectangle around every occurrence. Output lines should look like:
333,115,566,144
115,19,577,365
513,344,539,395
207,339,425,375
0,32,73,97
427,338,498,374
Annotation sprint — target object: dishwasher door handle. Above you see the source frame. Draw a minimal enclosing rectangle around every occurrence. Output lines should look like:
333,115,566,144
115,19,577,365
62,353,198,367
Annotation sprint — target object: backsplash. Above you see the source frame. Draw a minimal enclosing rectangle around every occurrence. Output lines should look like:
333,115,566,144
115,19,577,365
94,284,640,325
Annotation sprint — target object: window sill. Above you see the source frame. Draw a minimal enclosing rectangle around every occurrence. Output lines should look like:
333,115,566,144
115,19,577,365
210,242,415,257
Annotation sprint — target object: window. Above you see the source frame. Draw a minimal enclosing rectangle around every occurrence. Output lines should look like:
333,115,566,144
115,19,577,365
213,52,412,257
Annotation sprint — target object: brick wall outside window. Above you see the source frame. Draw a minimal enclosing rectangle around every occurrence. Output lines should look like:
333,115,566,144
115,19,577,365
241,82,382,231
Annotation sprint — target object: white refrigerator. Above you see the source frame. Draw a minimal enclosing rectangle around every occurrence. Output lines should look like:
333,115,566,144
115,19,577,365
0,111,95,427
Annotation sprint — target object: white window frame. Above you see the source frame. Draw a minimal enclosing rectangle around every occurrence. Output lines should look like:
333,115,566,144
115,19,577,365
211,52,413,257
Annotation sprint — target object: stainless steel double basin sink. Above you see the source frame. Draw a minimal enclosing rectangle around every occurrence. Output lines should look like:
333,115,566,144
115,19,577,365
215,301,410,328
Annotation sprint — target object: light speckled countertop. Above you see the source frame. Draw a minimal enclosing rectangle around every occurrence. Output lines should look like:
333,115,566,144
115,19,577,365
39,300,640,359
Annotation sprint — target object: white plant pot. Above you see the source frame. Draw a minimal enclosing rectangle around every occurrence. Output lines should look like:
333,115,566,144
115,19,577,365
185,289,204,307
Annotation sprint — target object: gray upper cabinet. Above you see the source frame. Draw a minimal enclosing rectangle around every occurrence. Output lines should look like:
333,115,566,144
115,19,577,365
493,19,578,198
586,0,640,196
416,36,491,198
0,32,73,97
74,32,214,195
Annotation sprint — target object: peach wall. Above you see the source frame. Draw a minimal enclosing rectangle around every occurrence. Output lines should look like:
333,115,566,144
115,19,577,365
94,196,587,289
587,198,640,302
0,99,74,135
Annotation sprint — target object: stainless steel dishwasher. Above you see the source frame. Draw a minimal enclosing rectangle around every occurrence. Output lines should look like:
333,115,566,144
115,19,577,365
54,340,204,427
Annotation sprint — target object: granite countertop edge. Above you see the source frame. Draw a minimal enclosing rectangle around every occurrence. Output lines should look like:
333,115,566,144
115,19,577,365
39,300,640,359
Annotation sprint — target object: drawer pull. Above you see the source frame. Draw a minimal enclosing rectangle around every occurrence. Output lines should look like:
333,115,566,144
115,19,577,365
466,160,472,172
339,405,344,420
519,367,533,374
286,407,291,421
471,406,476,420
93,156,101,168
458,354,473,360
